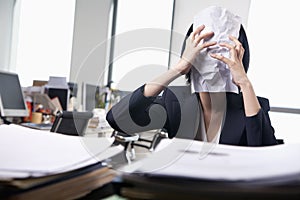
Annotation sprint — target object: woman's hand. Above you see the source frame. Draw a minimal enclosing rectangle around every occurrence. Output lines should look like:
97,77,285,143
144,25,216,97
210,35,261,116
210,35,250,88
175,24,217,75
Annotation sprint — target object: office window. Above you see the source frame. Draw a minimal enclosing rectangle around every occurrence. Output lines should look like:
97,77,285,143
110,0,174,91
247,0,300,109
269,112,300,143
247,0,300,143
0,0,15,71
11,0,76,86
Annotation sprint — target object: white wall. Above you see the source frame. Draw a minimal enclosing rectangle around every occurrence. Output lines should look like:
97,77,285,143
169,0,251,85
0,0,15,71
70,0,113,108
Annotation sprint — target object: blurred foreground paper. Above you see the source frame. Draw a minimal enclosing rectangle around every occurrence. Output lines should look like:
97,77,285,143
0,124,122,179
121,138,300,182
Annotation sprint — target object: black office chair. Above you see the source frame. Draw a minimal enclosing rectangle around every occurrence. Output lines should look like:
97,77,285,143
276,139,284,144
50,111,93,136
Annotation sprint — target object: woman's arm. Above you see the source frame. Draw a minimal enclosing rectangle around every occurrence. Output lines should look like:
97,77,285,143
144,25,216,97
210,36,277,145
210,35,260,117
245,98,277,146
107,25,216,135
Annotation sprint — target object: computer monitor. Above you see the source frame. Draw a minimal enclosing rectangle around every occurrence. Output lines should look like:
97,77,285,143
45,88,69,111
0,71,28,117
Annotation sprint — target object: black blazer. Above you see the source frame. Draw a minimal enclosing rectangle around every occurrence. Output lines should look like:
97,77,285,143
106,85,278,146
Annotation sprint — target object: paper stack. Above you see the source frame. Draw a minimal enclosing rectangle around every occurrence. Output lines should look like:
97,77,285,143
0,124,123,199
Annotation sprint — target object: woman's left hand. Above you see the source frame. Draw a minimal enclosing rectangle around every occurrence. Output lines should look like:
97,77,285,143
210,35,250,88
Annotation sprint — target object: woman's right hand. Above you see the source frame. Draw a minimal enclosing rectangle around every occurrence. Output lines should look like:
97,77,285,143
175,24,217,75
144,25,216,97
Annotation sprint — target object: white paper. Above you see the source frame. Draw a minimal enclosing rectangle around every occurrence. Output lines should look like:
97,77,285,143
122,138,300,181
0,124,122,179
192,6,242,93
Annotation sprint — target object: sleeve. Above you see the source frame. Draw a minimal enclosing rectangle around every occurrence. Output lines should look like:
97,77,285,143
106,85,180,136
245,97,278,146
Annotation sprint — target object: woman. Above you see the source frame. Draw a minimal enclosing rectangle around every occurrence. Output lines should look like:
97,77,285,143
106,21,278,146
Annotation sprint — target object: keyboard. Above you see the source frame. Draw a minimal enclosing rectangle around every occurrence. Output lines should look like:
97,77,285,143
20,122,53,130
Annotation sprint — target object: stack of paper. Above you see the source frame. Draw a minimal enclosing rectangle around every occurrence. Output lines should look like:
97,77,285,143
121,138,300,181
119,138,300,199
0,124,123,199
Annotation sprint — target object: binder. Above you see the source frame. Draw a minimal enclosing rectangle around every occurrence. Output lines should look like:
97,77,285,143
1,163,117,200
119,172,300,200
0,124,123,199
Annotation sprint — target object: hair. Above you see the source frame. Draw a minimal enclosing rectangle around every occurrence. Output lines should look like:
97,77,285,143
181,24,250,84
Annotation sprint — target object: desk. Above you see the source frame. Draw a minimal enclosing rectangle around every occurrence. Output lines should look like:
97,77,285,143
3,124,300,200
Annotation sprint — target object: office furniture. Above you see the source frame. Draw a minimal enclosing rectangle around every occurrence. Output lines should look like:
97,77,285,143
50,111,93,136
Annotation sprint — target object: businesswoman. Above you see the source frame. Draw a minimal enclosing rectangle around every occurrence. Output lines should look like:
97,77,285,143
106,23,278,146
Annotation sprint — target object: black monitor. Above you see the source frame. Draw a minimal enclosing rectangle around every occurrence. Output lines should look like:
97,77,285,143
0,71,28,117
45,88,69,111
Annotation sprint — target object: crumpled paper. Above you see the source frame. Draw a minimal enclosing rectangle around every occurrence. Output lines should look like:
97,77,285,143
192,6,242,93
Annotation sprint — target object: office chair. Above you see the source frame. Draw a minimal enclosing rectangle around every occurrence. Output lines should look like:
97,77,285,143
50,111,93,136
276,139,284,144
